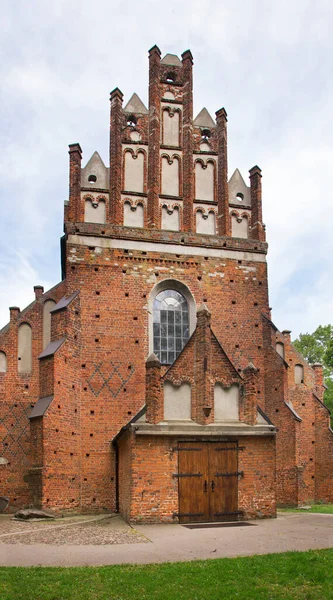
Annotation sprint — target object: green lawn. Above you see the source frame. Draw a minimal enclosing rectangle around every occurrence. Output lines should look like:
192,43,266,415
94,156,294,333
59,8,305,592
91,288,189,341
279,504,333,514
1,549,333,600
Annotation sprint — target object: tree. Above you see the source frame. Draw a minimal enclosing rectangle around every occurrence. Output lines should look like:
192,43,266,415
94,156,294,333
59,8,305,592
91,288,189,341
293,325,333,413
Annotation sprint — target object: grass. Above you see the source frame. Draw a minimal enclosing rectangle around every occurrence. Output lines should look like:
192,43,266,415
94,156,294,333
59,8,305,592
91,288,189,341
1,549,333,600
279,504,333,514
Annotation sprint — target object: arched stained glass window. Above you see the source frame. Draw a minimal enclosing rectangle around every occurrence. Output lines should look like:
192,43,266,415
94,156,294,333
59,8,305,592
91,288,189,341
153,290,189,364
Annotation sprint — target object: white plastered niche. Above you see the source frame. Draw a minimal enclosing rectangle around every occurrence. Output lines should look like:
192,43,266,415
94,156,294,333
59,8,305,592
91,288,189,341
84,194,106,224
194,159,215,201
162,109,180,146
161,155,180,197
195,210,215,235
123,201,144,228
18,323,32,374
214,383,240,421
0,351,7,373
231,212,249,239
43,300,56,349
124,150,145,193
161,205,180,231
164,381,192,420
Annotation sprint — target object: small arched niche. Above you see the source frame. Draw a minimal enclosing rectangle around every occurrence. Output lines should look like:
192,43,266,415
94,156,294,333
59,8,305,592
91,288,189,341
231,214,249,239
0,351,7,373
43,299,56,349
214,383,240,421
123,201,144,228
276,342,285,359
161,206,180,231
84,198,106,224
164,381,191,420
295,364,304,384
18,323,32,374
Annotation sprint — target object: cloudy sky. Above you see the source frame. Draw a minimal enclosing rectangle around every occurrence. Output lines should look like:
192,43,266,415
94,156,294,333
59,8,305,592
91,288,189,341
1,0,332,337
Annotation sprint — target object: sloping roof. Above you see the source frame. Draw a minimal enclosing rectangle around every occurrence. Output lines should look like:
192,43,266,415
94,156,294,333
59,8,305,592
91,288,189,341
193,108,216,129
123,93,148,114
38,337,66,359
50,291,79,314
257,405,274,426
161,53,182,67
29,396,53,419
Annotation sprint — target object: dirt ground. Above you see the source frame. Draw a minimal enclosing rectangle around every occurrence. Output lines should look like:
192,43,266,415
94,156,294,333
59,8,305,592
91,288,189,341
0,514,148,545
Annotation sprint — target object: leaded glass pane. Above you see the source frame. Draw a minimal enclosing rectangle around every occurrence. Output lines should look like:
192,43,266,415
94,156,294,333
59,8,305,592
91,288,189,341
153,289,189,364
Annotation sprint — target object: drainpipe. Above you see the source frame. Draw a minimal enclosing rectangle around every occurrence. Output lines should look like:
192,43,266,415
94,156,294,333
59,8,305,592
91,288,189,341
114,441,119,513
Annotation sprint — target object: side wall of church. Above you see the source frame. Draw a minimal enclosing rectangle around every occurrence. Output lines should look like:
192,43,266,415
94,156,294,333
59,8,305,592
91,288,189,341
0,282,66,510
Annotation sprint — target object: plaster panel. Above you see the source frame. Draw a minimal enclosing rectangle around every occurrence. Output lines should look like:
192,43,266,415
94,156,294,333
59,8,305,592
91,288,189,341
164,381,191,420
195,161,215,201
161,206,180,231
162,156,179,197
43,300,56,349
295,364,304,384
0,351,6,372
124,151,144,193
163,110,180,147
18,323,32,374
124,202,144,228
84,199,106,224
196,210,215,235
276,342,285,359
214,383,240,421
231,214,249,239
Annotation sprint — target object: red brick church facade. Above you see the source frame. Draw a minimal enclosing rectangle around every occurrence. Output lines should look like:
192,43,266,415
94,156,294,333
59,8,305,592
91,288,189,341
0,46,332,522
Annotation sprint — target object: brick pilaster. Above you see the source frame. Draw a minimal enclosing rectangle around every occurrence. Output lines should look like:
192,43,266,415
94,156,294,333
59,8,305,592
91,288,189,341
147,45,161,229
68,143,82,223
216,108,230,236
312,363,325,401
242,362,258,426
181,50,194,232
145,353,163,424
109,87,124,225
249,165,265,241
195,304,212,424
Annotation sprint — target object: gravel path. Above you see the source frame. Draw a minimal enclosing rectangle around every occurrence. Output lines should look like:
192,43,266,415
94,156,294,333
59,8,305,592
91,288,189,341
0,515,149,545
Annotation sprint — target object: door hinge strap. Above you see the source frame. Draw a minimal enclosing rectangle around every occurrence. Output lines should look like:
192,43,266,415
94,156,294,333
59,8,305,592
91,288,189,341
214,471,244,478
214,511,244,516
173,447,202,452
173,473,203,478
173,512,205,517
214,446,245,452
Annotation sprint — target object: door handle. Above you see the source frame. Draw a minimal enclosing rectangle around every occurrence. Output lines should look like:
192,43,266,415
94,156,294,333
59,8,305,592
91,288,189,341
204,480,207,492
211,480,215,492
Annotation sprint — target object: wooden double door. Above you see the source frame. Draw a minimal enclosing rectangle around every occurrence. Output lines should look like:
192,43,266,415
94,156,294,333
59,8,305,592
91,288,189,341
178,441,241,523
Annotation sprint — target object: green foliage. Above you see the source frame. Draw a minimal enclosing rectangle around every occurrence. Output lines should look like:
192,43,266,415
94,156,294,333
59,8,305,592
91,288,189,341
279,504,333,514
293,325,333,412
1,550,333,599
